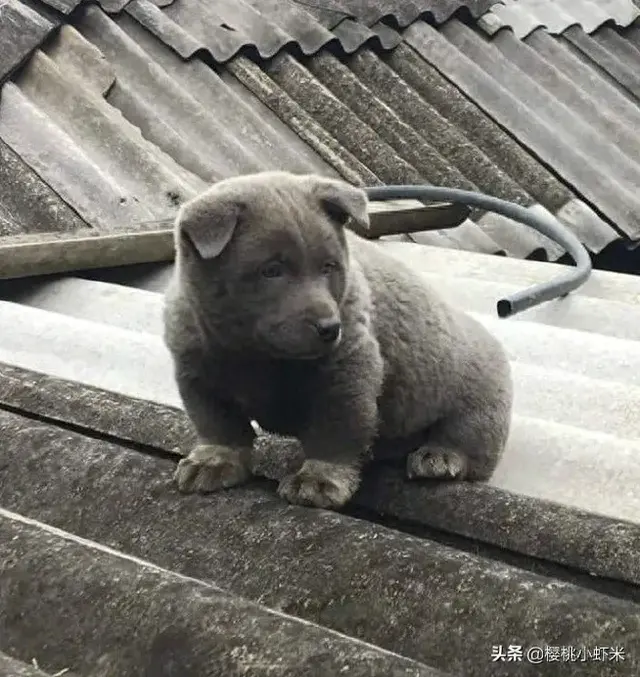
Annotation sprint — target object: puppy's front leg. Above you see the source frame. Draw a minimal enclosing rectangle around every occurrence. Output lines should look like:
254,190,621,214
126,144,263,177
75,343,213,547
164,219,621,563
174,371,255,494
278,335,384,510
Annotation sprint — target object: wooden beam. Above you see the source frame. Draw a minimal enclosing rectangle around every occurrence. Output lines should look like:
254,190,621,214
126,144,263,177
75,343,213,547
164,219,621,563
360,200,469,239
0,201,469,280
0,228,175,280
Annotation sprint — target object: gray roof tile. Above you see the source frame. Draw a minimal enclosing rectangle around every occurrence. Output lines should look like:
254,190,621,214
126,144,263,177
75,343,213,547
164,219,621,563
0,653,53,677
0,0,57,82
332,16,404,50
563,22,640,100
479,0,640,39
37,0,130,13
358,470,640,586
79,8,334,179
0,8,339,240
2,2,640,672
1,406,639,676
404,18,640,252
3,2,640,262
1,506,447,677
38,0,82,12
0,137,89,237
0,45,201,231
122,0,499,62
285,0,498,27
244,40,619,259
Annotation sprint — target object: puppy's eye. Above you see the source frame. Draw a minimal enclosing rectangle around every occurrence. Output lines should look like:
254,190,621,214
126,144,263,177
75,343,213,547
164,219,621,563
321,261,339,275
261,260,284,278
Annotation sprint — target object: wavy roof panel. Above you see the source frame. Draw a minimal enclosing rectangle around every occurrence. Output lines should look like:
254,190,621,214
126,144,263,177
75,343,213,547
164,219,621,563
123,0,499,62
479,0,640,39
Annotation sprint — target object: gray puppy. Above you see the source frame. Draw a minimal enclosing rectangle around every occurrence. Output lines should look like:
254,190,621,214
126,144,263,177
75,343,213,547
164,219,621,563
164,171,513,510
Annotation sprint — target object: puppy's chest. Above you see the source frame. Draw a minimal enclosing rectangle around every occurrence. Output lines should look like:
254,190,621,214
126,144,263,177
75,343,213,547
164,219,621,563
209,359,316,436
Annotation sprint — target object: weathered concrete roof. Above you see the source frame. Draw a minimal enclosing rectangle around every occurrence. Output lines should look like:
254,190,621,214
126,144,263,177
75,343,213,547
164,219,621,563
403,15,640,260
2,0,640,266
1,400,639,677
2,243,640,674
2,1,640,674
2,508,452,677
120,0,499,62
0,652,57,677
0,1,55,85
479,0,640,39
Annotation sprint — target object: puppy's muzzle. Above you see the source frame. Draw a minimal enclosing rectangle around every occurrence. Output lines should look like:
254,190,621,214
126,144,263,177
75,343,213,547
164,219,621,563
314,318,342,345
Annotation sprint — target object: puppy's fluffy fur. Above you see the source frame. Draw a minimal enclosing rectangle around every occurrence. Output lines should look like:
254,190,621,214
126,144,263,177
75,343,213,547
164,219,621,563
164,172,513,510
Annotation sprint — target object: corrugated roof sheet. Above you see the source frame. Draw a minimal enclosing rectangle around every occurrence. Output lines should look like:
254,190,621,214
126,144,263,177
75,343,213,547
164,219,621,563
3,1,640,262
0,0,58,82
403,17,640,248
2,242,640,675
122,0,499,63
479,0,640,39
3,1,640,673
35,0,119,13
1,240,640,672
249,43,623,259
0,136,90,237
0,7,339,238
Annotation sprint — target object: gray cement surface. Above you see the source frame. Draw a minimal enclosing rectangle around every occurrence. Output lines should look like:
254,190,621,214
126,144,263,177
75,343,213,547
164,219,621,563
0,408,638,677
0,653,55,677
1,511,444,677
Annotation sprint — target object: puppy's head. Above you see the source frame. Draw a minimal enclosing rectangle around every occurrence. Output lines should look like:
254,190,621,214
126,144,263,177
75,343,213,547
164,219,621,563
174,171,369,359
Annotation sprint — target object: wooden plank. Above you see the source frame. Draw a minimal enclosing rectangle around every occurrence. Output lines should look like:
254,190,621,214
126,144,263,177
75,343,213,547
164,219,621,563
0,228,175,280
359,200,469,238
0,201,469,280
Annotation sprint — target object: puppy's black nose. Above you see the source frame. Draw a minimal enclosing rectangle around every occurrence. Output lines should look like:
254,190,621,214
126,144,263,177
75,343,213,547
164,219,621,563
315,319,342,343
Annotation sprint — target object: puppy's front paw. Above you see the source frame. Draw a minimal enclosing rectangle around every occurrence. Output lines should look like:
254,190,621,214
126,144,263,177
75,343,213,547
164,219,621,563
406,446,468,480
174,444,251,493
277,459,360,510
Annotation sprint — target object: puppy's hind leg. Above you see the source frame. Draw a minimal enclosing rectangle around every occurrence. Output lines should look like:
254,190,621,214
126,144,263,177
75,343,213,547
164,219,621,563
406,397,512,483
407,443,469,480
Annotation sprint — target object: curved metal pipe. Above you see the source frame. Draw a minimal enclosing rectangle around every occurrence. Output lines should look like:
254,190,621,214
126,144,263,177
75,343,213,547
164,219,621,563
365,185,592,318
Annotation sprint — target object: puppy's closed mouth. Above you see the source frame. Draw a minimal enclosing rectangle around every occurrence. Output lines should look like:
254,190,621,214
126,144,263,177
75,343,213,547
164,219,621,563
274,350,335,361
266,343,340,361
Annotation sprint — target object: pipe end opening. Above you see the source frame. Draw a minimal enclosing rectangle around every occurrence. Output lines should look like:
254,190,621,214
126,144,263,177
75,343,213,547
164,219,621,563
497,299,513,318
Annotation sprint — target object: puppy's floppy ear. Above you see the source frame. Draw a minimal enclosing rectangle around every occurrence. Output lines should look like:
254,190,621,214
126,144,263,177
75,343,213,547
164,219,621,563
307,176,369,230
176,193,241,260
